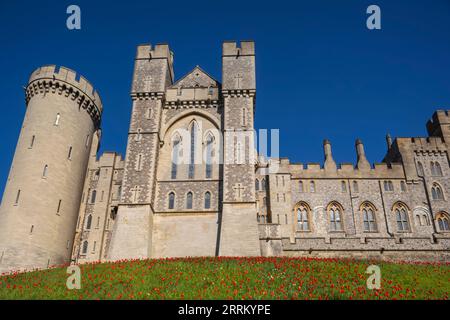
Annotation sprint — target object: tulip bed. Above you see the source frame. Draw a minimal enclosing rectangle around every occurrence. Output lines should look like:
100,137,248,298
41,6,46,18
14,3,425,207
0,257,448,300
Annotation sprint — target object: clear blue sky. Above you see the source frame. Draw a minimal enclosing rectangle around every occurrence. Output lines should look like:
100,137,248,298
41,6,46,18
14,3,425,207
1,0,449,196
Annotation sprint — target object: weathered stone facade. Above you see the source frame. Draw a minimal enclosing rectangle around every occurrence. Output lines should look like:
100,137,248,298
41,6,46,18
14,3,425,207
0,41,449,273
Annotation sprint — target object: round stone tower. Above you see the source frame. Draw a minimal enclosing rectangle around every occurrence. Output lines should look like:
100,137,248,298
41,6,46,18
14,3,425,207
0,65,102,273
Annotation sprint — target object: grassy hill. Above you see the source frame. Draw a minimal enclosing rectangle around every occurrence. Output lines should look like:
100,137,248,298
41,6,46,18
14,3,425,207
0,257,448,300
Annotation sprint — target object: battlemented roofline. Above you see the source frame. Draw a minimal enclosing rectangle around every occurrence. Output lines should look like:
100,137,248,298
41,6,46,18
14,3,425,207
26,65,103,128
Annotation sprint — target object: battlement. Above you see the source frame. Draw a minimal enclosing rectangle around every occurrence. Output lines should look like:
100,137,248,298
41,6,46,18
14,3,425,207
396,136,447,151
136,43,173,62
222,40,255,56
28,65,102,113
271,158,404,179
426,109,450,138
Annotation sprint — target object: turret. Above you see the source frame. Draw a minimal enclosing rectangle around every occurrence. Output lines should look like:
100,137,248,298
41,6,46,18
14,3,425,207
355,138,371,170
0,65,102,273
427,110,450,144
323,139,337,171
386,134,393,151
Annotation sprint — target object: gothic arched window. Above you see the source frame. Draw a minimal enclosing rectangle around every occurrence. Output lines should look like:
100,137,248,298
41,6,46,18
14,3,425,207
255,179,260,191
205,134,214,179
168,192,175,209
431,183,444,200
295,202,311,232
436,212,450,232
186,192,193,209
328,202,343,231
204,191,211,209
431,161,443,176
171,135,181,179
393,202,410,232
188,122,198,179
417,161,424,176
361,202,377,232
261,178,266,191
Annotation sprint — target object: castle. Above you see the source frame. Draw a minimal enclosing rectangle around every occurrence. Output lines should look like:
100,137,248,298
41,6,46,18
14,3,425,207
0,41,449,273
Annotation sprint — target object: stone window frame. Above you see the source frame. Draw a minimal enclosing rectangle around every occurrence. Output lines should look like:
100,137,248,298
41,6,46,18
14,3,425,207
204,191,212,209
82,241,88,254
416,161,425,176
186,191,194,210
383,180,394,192
294,201,312,232
436,212,450,232
430,161,443,177
360,201,378,233
309,181,316,193
327,201,344,233
168,191,176,210
392,201,411,233
204,131,215,179
255,179,260,191
431,182,445,201
341,181,347,193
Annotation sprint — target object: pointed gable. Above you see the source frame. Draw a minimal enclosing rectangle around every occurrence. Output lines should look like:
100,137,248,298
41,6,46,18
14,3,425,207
171,66,219,89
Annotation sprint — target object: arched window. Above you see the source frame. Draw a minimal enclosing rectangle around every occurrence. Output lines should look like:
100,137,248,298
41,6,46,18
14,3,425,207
435,162,443,176
310,181,316,193
204,192,211,209
384,181,394,192
417,161,424,176
361,202,377,232
353,181,359,193
393,202,410,232
91,190,97,204
205,134,214,179
261,178,266,191
255,179,260,191
82,241,88,254
436,212,450,231
168,192,175,209
186,192,193,209
188,122,198,179
431,161,443,176
295,202,311,231
171,135,181,179
328,202,343,231
431,183,444,200
86,215,92,230
341,181,347,192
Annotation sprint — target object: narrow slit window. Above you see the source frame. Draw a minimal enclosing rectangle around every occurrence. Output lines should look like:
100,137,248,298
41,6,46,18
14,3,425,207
42,165,48,178
57,200,62,214
54,113,60,126
68,146,73,160
30,135,35,149
15,189,21,205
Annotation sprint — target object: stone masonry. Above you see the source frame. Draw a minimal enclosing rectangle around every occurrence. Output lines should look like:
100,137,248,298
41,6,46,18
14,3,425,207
0,41,449,273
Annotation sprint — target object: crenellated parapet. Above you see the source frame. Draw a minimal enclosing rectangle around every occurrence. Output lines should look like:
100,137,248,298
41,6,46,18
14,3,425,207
26,65,102,128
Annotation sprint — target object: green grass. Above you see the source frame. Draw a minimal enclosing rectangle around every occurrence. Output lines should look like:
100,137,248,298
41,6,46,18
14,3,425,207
0,257,449,300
